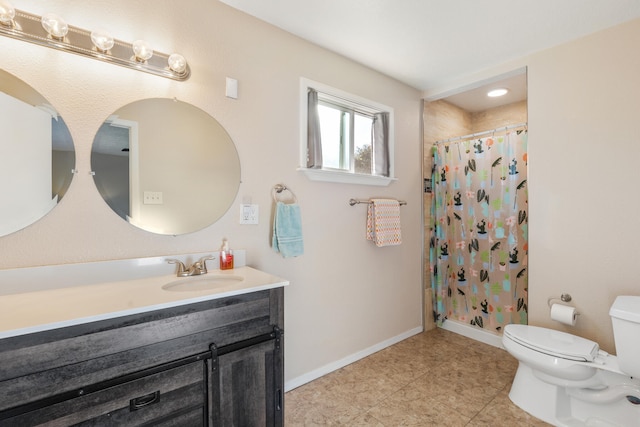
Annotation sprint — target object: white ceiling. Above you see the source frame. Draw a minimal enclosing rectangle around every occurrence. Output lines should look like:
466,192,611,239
220,0,640,100
443,71,527,112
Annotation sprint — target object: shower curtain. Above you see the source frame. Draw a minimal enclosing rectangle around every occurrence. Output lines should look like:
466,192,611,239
430,130,528,333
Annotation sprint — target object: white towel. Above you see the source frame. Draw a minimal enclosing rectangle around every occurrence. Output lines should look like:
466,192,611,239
366,199,402,247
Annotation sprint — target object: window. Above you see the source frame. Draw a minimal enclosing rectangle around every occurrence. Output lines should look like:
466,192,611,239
299,78,396,186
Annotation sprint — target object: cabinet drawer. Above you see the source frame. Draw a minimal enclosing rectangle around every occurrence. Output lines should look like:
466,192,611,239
1,360,205,427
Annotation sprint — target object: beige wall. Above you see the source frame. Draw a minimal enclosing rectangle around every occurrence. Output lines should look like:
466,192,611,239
425,18,640,354
526,19,640,353
0,0,423,385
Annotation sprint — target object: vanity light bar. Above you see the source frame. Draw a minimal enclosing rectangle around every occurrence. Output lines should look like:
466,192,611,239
0,7,190,81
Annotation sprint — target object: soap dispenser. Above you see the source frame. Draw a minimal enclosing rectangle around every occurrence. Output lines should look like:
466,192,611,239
220,238,234,270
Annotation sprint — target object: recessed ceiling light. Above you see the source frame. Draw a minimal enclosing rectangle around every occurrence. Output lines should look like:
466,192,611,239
487,88,509,97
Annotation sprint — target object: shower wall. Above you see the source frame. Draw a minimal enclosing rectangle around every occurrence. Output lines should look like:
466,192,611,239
423,99,527,330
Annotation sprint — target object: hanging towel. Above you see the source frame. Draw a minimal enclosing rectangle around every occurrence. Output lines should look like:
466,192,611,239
366,199,402,247
272,202,304,258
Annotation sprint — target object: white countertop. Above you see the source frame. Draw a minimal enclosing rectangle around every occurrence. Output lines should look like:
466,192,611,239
0,253,288,339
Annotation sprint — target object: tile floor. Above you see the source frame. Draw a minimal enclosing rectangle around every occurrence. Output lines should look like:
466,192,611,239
285,327,551,426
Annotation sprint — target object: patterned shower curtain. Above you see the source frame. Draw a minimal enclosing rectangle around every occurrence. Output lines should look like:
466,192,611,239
430,130,528,334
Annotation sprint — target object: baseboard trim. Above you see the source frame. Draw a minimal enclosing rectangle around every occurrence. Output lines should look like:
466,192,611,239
284,326,423,392
439,319,503,348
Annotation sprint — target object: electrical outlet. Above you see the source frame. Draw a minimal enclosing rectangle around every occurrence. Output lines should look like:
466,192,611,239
143,191,163,205
240,204,259,224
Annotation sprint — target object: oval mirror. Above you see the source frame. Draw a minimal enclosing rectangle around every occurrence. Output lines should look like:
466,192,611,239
0,69,75,237
91,98,241,235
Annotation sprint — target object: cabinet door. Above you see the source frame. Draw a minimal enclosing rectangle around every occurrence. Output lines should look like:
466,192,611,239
209,336,284,427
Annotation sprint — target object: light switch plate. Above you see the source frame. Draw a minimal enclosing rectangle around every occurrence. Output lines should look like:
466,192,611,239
226,77,238,99
240,204,258,224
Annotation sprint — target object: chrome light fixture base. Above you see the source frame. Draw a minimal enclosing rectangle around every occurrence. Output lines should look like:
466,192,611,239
0,9,190,81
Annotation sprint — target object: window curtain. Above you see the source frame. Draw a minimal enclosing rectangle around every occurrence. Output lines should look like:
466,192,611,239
372,112,390,177
430,130,528,333
306,88,323,168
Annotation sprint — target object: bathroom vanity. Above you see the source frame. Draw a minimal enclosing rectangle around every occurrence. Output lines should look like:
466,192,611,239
0,253,287,426
0,63,281,425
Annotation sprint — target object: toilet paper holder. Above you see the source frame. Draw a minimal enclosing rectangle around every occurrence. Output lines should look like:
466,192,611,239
547,293,573,307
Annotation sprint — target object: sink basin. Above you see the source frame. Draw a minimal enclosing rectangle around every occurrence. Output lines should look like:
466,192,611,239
162,275,244,292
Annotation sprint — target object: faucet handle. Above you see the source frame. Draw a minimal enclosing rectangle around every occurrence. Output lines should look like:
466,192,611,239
197,255,215,274
166,259,188,277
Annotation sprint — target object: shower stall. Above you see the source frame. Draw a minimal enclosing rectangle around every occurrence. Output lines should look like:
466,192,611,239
430,127,528,335
422,80,528,344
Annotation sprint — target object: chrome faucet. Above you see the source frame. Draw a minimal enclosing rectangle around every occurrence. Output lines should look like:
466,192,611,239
167,256,215,277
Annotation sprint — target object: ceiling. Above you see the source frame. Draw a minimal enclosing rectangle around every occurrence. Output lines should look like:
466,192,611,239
220,0,640,110
443,71,527,112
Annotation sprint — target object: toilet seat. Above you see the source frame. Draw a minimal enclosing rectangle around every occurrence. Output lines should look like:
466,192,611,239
504,324,599,362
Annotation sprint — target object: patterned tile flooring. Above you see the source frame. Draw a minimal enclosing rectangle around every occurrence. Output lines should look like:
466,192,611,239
285,327,551,426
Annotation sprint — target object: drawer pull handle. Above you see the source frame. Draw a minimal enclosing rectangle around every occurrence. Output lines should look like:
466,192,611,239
130,390,161,411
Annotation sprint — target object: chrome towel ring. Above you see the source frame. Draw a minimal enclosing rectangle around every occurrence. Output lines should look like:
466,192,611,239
273,184,298,203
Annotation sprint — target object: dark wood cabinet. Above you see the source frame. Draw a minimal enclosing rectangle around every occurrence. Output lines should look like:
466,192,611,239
209,329,284,426
0,287,284,427
3,359,207,426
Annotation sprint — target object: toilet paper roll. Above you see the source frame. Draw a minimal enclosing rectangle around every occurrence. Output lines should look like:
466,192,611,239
550,303,578,326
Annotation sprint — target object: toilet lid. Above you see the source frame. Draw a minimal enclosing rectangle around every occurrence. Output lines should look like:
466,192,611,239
504,324,599,362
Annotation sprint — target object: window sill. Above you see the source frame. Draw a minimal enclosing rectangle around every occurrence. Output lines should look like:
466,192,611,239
297,167,397,186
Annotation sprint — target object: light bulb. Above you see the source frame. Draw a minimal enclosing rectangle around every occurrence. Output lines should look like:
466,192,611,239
487,88,509,98
91,28,114,52
132,39,153,62
168,53,187,74
41,13,69,39
0,0,15,26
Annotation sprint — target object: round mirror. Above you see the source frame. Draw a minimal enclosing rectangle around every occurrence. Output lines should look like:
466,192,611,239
91,98,241,235
0,69,75,237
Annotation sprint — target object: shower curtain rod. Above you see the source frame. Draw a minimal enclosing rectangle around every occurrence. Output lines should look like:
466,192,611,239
434,122,527,145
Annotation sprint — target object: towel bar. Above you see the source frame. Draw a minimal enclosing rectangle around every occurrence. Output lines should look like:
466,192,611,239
349,198,407,206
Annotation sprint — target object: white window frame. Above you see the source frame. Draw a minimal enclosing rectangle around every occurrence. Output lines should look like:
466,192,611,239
298,78,396,186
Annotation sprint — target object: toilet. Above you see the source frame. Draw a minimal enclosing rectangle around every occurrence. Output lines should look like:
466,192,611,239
502,296,640,427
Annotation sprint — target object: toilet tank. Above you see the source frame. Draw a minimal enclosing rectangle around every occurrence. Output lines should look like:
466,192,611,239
609,296,640,378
